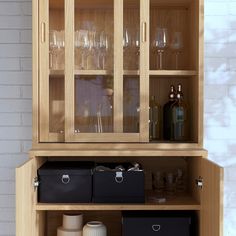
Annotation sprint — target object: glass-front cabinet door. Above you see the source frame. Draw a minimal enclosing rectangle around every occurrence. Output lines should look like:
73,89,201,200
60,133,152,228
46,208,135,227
39,0,149,142
64,0,149,142
39,0,65,142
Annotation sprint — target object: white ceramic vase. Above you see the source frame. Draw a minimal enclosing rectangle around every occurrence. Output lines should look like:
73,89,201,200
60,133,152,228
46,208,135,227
83,221,107,236
57,214,83,236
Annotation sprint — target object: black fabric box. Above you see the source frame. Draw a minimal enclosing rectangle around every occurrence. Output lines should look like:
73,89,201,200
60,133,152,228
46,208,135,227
122,211,193,236
38,161,94,203
93,163,145,203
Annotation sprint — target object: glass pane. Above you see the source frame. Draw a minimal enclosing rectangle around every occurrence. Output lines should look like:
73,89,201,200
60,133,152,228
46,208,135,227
49,0,65,71
74,0,114,70
123,76,139,133
123,0,140,133
49,75,65,133
49,0,65,134
123,0,140,71
75,75,113,133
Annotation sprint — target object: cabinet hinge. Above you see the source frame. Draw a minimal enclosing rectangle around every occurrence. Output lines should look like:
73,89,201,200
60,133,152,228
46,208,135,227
33,177,39,190
195,177,203,189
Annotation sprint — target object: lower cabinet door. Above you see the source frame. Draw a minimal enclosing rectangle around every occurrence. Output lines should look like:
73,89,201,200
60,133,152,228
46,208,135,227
200,158,224,236
16,158,45,236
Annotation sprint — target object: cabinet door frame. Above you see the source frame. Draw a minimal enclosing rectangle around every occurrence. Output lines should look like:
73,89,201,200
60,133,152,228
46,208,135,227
39,0,64,142
16,158,44,236
200,158,224,236
64,0,149,142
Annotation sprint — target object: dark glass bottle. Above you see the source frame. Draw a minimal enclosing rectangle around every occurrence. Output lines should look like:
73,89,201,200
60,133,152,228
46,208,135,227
163,85,176,140
149,95,161,141
171,84,187,141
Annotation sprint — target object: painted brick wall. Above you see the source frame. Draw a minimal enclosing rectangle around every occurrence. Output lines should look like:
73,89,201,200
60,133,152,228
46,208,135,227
0,0,236,235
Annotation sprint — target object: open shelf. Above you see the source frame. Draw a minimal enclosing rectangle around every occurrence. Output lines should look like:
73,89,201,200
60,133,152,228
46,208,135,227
35,194,200,211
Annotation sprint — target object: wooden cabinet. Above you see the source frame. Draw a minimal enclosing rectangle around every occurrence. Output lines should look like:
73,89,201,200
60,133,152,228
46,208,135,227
16,0,223,236
34,0,203,147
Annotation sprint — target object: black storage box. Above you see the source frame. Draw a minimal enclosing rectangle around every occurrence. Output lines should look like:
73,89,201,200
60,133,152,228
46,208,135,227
38,161,94,203
93,163,145,203
122,211,194,236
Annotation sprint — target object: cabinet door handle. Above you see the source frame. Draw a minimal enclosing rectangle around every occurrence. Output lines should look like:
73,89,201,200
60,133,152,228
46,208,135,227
41,22,46,43
142,22,147,42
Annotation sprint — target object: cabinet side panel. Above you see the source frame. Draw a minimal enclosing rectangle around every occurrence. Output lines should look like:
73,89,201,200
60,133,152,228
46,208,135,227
32,0,39,145
200,159,224,236
16,160,35,236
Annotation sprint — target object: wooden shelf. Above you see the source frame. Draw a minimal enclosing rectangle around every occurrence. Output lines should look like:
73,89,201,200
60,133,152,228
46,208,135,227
50,70,140,76
35,195,200,211
149,70,197,77
50,70,197,77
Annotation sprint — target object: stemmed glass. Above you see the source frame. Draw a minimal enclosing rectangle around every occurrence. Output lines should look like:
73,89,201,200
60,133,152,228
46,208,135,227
153,28,168,70
170,32,183,70
100,31,109,70
133,30,140,69
123,28,132,70
49,30,58,69
57,30,65,70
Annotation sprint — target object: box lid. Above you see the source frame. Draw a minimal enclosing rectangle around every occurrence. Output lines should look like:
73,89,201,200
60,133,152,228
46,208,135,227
38,161,94,176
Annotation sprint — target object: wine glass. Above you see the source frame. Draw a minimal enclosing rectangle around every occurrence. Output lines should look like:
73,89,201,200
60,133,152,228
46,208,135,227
100,31,109,70
57,30,65,70
49,30,58,69
170,32,183,70
123,28,132,70
153,28,168,70
133,29,140,69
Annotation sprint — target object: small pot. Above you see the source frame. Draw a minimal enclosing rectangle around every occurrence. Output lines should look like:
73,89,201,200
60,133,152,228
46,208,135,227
83,221,107,236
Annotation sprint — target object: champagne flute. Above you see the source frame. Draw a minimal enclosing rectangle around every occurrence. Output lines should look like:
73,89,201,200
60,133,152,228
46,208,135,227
100,31,109,70
57,30,65,70
153,28,168,70
49,30,58,69
133,29,140,69
123,28,132,70
170,32,183,70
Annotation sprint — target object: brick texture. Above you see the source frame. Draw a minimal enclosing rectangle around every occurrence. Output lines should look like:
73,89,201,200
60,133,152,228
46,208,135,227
0,0,236,235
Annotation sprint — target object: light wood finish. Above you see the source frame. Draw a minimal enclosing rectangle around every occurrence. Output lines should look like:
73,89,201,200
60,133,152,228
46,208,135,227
149,70,197,76
113,0,123,133
32,0,39,145
197,0,204,146
39,0,50,142
29,148,208,157
36,195,200,211
64,0,75,142
139,0,149,142
16,159,35,236
200,158,224,236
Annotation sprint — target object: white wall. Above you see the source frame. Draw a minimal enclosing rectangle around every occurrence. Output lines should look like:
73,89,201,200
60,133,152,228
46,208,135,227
0,0,235,235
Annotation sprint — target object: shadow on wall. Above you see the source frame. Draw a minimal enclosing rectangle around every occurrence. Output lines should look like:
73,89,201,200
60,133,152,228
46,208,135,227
204,19,236,168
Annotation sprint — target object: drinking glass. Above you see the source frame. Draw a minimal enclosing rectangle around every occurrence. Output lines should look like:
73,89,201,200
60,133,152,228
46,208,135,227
123,28,132,70
49,30,58,69
100,31,109,70
170,32,183,69
153,28,168,70
133,30,140,69
76,30,89,69
57,30,65,69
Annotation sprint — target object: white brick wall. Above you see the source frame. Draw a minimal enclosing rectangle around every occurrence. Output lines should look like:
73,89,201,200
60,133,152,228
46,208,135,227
0,0,236,235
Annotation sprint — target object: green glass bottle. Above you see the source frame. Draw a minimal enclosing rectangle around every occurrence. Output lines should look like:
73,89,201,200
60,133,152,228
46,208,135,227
171,84,187,141
163,85,176,140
